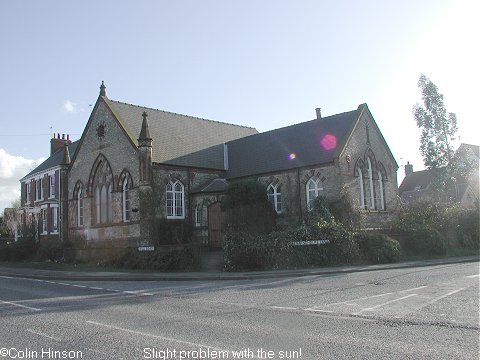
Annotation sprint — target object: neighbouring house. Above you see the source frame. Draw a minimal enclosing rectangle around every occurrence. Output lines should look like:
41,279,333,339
398,144,479,207
18,82,399,261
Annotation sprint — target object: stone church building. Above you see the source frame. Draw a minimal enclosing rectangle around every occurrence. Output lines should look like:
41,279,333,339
19,82,398,261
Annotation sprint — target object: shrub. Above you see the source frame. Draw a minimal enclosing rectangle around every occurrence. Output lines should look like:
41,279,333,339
111,246,200,271
34,239,63,262
445,206,479,250
223,219,360,271
155,219,191,245
403,226,446,255
328,186,363,230
222,179,276,235
0,238,35,262
355,232,400,264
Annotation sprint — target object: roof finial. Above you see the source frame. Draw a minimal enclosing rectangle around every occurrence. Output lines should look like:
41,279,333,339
139,111,152,140
100,80,106,97
62,142,71,165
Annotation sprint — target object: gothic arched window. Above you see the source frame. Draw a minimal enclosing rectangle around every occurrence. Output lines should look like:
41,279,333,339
267,183,282,214
306,178,323,210
91,158,113,224
166,180,185,219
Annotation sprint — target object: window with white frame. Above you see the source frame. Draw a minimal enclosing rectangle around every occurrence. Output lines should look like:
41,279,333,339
26,182,31,205
367,158,375,209
267,184,282,213
357,168,365,209
36,178,43,201
122,177,131,222
77,187,84,226
51,206,58,233
306,178,323,210
41,207,48,234
49,175,55,198
166,181,184,219
194,205,202,227
93,160,113,224
377,171,385,210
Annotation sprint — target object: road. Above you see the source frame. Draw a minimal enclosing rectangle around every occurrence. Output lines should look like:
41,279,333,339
0,261,478,360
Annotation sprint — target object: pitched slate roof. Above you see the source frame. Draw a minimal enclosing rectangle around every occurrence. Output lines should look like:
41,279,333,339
226,106,362,179
192,178,228,194
21,141,79,180
103,98,257,169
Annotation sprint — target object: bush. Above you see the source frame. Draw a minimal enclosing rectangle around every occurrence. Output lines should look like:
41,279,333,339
355,232,400,264
0,238,35,262
222,179,276,235
111,246,200,271
403,226,446,255
155,220,191,245
223,219,360,271
446,206,479,250
34,239,63,262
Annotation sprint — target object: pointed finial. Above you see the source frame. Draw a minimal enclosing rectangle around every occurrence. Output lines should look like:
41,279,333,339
100,81,106,97
139,111,152,141
62,142,71,165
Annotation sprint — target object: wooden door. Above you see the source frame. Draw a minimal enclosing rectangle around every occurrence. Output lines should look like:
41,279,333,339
208,202,225,249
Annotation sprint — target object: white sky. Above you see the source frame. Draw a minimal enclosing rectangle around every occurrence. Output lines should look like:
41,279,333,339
0,0,478,213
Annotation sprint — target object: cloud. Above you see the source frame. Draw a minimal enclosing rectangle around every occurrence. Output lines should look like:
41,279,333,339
63,100,76,113
0,149,45,214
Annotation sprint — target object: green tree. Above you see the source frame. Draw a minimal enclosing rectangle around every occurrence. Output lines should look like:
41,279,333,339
413,74,458,170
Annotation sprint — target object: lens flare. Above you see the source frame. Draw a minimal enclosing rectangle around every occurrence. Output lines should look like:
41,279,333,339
321,134,337,150
288,153,297,160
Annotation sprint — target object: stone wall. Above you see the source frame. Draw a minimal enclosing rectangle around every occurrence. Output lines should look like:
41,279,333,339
68,99,144,247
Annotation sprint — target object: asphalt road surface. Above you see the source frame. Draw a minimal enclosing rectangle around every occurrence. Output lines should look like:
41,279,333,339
0,261,478,360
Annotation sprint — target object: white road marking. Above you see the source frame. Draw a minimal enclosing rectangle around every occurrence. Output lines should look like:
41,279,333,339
86,320,260,359
70,284,87,288
270,306,298,310
353,294,418,315
88,287,105,290
306,309,334,313
26,329,61,341
466,274,479,278
0,299,41,311
311,292,393,309
400,286,428,292
422,288,466,307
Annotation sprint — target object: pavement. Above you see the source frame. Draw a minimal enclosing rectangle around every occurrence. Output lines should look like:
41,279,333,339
0,255,478,281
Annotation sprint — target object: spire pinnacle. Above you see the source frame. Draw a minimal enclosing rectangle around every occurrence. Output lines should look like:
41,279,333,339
99,81,106,97
62,142,71,165
139,111,152,140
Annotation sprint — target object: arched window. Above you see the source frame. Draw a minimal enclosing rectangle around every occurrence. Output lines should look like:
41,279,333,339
357,168,365,209
73,181,84,227
377,171,385,210
306,178,323,210
122,177,131,222
267,183,282,213
166,180,184,219
194,205,202,227
77,187,84,226
91,157,113,224
367,157,375,209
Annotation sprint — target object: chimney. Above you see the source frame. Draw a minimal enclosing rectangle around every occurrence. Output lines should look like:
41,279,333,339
315,108,321,119
51,133,72,156
404,161,413,177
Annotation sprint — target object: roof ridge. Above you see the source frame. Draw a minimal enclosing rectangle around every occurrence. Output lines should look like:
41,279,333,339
228,108,358,143
107,99,256,131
